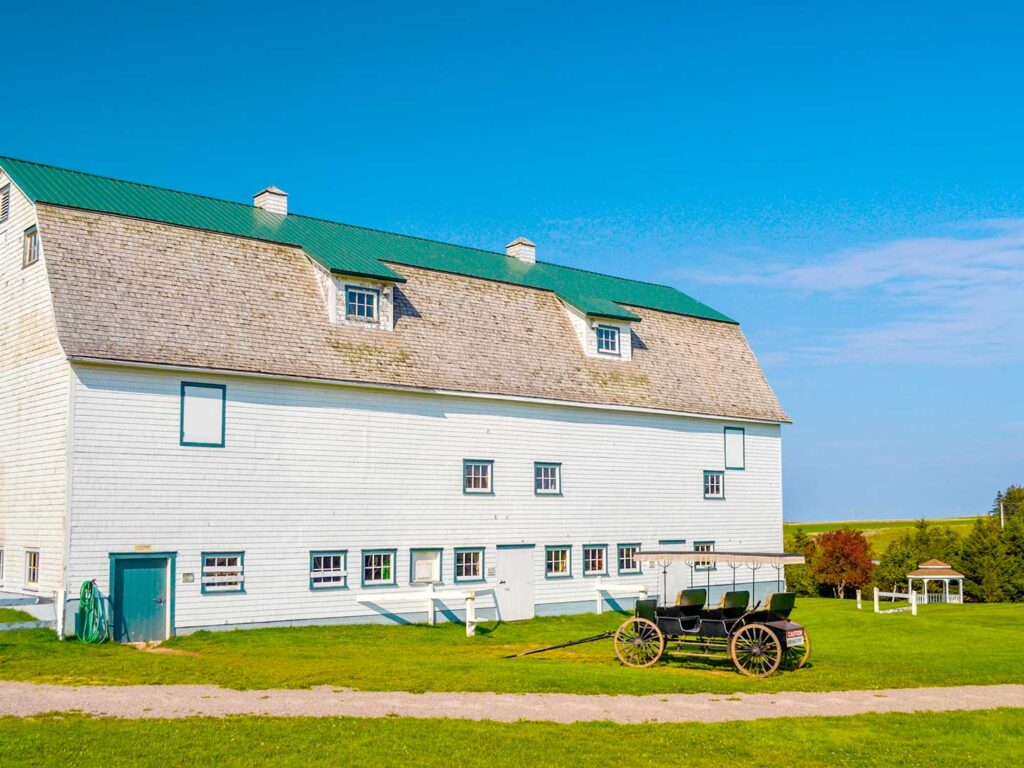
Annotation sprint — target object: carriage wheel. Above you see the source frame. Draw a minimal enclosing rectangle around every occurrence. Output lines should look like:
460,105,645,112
780,628,811,670
613,617,665,668
729,623,782,678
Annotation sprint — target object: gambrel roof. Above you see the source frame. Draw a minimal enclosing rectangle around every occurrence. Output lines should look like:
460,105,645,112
2,157,789,423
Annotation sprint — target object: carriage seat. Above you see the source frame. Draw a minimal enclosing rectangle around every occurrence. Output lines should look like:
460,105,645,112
674,588,707,616
704,590,750,620
761,592,796,619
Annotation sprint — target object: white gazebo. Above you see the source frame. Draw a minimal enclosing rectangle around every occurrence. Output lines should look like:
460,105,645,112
907,559,964,604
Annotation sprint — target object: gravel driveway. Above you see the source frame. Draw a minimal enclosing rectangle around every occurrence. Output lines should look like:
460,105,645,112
2,682,1022,723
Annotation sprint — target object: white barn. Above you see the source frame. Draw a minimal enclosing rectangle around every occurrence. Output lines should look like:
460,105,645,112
0,156,790,641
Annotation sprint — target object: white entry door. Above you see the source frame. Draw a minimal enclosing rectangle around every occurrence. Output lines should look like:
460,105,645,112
496,546,535,621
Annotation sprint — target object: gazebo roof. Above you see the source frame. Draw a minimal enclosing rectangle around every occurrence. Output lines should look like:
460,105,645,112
908,559,963,578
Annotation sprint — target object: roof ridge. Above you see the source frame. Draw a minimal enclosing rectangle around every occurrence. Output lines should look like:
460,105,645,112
0,155,260,210
1,155,686,296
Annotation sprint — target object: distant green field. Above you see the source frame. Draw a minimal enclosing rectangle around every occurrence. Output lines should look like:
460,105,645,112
783,516,983,556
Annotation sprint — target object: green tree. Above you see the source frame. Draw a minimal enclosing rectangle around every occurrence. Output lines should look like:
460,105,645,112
960,516,1012,602
783,527,819,597
873,520,963,592
993,485,1024,521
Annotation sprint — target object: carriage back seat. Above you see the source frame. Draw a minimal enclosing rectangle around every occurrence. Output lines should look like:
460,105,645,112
635,599,659,623
762,592,797,619
715,590,750,620
674,589,707,616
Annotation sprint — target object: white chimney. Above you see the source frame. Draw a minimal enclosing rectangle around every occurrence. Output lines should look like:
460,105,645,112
506,237,536,264
253,186,288,216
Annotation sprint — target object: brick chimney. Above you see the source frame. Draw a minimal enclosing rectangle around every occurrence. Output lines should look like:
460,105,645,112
506,237,536,264
253,186,288,216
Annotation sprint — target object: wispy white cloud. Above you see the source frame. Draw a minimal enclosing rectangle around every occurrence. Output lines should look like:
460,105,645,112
676,219,1024,365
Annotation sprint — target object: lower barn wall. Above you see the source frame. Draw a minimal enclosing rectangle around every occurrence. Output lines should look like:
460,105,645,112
64,364,783,633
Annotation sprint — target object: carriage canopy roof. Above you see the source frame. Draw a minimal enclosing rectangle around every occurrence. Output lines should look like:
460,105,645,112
637,550,806,566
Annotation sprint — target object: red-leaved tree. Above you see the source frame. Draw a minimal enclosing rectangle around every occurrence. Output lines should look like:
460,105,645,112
810,529,875,598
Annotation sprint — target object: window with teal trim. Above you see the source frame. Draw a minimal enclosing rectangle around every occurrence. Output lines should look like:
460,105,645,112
181,382,226,447
583,545,608,576
704,470,724,499
617,544,641,574
454,548,484,582
596,325,619,354
534,462,561,494
464,460,493,493
411,549,442,584
363,551,395,586
694,542,716,571
202,552,244,593
545,546,571,578
310,551,346,589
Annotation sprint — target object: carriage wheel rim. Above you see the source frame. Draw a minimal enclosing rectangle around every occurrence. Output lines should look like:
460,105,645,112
730,624,781,677
614,618,664,668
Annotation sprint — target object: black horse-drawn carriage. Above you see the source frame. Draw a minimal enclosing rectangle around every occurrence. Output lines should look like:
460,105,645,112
613,589,809,677
513,551,810,678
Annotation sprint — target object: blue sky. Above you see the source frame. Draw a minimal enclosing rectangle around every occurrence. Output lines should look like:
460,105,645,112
5,1,1021,521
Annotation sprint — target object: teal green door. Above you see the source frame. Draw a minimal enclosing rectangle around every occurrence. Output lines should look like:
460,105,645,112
112,557,169,642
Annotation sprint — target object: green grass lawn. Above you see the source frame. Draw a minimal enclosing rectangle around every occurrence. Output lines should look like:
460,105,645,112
0,608,36,623
784,516,983,555
1,599,1022,694
2,710,1022,767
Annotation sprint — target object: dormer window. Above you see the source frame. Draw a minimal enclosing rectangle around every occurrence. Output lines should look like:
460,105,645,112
596,325,620,355
345,286,380,322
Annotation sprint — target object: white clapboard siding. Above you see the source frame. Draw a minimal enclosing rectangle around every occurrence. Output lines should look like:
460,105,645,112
66,363,782,629
0,172,70,595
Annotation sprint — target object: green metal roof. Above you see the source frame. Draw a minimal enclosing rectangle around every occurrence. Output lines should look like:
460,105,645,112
0,156,736,324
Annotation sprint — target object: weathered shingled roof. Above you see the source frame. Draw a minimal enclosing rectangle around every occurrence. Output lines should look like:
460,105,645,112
0,156,731,325
35,205,790,422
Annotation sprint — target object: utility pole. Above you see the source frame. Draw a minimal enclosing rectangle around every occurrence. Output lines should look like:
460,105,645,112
1000,501,1005,530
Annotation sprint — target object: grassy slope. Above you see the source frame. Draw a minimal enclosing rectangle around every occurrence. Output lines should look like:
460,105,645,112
2,710,1023,767
0,608,36,623
1,599,1022,694
783,516,983,555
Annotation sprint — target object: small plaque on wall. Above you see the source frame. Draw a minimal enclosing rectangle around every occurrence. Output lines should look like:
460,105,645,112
133,544,153,552
182,573,195,584
486,567,497,577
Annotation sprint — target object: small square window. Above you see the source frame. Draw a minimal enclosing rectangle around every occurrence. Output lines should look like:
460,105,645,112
23,226,40,268
704,470,725,499
694,542,716,571
617,544,641,574
596,325,620,355
583,545,608,576
534,462,561,495
202,552,244,593
545,546,571,578
0,184,10,223
362,550,396,586
411,549,442,584
25,550,39,585
310,551,347,589
463,460,493,494
345,286,379,322
454,548,484,582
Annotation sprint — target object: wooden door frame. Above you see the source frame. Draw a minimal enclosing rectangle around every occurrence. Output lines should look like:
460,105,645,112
108,552,177,641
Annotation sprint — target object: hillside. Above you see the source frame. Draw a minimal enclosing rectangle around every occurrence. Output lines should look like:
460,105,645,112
783,516,984,556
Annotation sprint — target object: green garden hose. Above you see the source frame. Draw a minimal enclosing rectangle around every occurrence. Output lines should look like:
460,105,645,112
76,580,109,644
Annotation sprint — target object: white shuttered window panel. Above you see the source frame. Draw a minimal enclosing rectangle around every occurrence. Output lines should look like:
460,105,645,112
724,427,745,470
181,383,226,447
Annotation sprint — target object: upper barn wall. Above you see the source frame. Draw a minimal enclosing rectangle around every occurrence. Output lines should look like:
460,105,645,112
0,172,69,595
